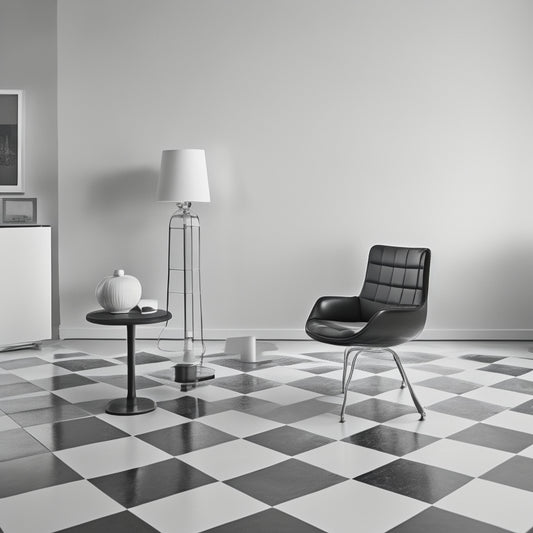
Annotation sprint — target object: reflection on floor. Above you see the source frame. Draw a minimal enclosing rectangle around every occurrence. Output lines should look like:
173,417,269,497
1,339,533,532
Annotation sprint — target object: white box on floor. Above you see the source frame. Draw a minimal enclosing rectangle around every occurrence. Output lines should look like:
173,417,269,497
224,336,256,363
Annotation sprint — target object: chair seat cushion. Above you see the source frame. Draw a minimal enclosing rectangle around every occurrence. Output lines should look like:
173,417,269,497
306,319,367,341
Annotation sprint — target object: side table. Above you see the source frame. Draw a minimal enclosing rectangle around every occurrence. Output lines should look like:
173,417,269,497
86,309,172,415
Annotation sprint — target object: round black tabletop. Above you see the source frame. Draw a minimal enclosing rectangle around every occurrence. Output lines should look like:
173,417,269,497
86,309,172,326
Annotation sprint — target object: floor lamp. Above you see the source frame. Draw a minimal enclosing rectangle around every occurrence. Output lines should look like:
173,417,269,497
157,149,214,386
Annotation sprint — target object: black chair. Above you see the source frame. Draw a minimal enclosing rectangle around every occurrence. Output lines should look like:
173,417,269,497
305,245,430,422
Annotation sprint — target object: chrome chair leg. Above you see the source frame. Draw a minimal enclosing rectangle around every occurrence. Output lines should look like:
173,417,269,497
342,347,361,393
340,350,363,423
384,348,426,420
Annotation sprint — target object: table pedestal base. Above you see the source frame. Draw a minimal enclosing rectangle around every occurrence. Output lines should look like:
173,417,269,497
105,397,156,415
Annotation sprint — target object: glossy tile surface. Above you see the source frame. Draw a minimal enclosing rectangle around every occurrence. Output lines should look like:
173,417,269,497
2,339,533,532
90,458,216,507
225,458,345,505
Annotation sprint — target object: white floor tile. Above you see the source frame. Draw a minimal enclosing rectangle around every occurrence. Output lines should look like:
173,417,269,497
428,358,486,370
248,366,313,383
383,411,476,438
202,363,242,378
135,385,186,402
436,478,533,532
462,386,531,407
247,385,322,405
315,390,370,406
297,441,396,477
380,368,439,383
377,385,455,407
0,415,19,432
97,408,189,435
484,410,533,434
131,482,268,533
179,439,286,480
11,365,71,380
0,480,123,533
278,480,428,533
53,383,125,403
187,385,242,402
54,436,172,478
405,439,513,477
290,413,377,440
498,357,533,369
452,369,511,386
199,410,282,438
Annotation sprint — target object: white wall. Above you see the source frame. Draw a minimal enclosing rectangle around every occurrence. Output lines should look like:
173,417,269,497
0,0,59,336
58,0,533,340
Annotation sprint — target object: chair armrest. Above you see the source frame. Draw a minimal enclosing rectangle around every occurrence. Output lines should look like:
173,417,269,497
307,296,362,322
355,305,427,346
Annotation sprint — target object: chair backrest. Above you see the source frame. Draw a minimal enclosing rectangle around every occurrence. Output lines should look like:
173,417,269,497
359,245,431,320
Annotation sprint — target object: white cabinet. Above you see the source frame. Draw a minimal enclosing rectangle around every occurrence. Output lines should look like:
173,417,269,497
0,226,51,348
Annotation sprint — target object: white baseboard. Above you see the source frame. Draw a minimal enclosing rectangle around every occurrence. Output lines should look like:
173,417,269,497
59,326,533,341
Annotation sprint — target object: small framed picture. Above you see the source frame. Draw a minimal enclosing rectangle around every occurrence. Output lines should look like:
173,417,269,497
2,197,37,224
0,90,24,193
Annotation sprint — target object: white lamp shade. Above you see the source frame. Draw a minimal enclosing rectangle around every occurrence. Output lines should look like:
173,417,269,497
157,149,211,203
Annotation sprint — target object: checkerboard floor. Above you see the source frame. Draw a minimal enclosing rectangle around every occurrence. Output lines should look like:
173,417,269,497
2,339,533,532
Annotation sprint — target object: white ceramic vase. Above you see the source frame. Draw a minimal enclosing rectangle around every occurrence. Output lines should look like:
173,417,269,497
96,269,142,313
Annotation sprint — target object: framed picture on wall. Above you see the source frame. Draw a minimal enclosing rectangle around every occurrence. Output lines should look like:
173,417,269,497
2,198,36,224
0,90,23,193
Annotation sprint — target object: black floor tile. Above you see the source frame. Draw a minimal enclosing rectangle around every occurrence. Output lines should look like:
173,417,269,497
0,453,81,498
512,398,533,415
0,392,70,414
0,381,45,398
356,459,472,503
138,421,236,455
0,428,49,461
303,352,344,363
202,509,326,533
246,425,333,456
52,352,90,360
29,416,128,451
93,375,160,390
290,376,343,396
225,458,345,506
388,507,509,533
429,396,505,421
56,511,159,533
481,456,533,492
210,396,278,417
342,425,437,456
492,378,533,395
260,400,336,424
478,364,531,377
31,374,96,391
449,423,533,453
417,376,481,394
0,357,48,370
460,354,507,363
74,398,109,415
345,398,416,422
90,458,216,508
354,360,396,374
0,374,25,385
347,375,403,396
393,352,444,364
115,352,169,365
213,374,279,394
158,395,228,419
413,363,463,376
303,365,341,375
9,404,91,427
53,359,118,371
